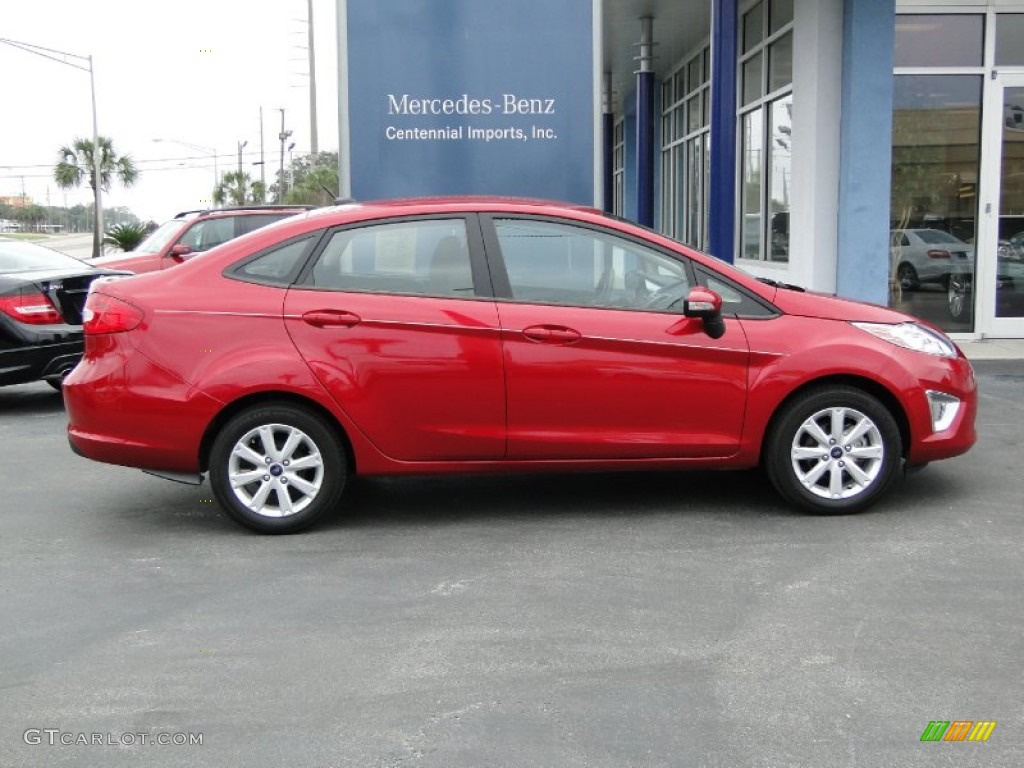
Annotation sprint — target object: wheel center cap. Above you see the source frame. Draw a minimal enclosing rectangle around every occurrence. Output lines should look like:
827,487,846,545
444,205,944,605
269,464,284,477
830,447,844,459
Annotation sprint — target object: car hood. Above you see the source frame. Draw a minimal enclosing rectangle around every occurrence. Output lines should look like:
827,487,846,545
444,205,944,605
768,286,916,324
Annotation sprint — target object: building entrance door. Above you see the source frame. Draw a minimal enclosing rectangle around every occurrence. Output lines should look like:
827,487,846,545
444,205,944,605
976,74,1024,336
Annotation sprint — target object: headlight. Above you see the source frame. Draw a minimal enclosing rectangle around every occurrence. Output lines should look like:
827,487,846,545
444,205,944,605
851,321,958,358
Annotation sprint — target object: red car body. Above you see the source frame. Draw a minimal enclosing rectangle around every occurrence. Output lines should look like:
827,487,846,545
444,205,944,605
64,198,976,533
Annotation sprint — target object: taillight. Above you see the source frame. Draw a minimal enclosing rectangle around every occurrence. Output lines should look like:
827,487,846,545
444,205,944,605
927,249,951,260
82,292,144,334
0,291,63,325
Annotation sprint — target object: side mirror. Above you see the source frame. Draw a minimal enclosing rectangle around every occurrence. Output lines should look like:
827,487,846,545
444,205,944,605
168,244,192,260
683,286,726,339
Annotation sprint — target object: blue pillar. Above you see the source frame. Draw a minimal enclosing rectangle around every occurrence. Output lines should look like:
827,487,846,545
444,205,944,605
636,17,656,227
708,0,738,263
837,0,895,304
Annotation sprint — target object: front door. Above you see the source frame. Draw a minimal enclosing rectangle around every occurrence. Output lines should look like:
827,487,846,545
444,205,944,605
977,74,1024,336
483,216,749,460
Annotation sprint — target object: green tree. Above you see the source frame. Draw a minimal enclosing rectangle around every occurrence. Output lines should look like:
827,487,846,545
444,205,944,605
54,136,139,258
213,171,267,206
103,222,150,252
272,151,338,206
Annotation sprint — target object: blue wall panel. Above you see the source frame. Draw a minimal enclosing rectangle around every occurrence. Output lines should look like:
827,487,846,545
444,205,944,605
346,0,595,205
837,0,895,304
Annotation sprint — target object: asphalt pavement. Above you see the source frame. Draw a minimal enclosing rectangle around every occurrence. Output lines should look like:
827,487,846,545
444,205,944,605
0,361,1021,767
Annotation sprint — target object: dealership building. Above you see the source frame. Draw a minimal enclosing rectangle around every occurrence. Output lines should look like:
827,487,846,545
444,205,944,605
336,0,1024,339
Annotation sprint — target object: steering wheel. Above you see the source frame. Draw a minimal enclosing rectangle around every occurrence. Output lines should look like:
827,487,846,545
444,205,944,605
642,278,690,310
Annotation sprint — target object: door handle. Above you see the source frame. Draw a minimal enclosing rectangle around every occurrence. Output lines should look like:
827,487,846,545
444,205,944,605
301,309,361,328
522,324,581,344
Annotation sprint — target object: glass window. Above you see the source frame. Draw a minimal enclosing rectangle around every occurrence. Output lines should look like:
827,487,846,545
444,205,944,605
235,213,293,237
231,236,314,285
996,14,1024,66
767,96,792,262
743,3,764,54
741,111,764,260
742,53,763,107
894,14,984,68
180,217,234,252
308,219,475,298
889,75,982,332
768,33,793,94
770,0,793,35
493,219,692,312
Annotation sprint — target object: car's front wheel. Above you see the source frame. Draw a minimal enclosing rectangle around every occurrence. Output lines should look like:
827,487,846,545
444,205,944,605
765,386,902,514
209,403,347,533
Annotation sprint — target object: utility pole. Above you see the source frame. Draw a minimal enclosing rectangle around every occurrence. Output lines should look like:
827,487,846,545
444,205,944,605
237,140,248,174
259,107,266,187
307,0,318,154
278,108,292,202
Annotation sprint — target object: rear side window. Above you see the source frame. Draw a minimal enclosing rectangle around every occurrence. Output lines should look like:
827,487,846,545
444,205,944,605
229,236,316,286
305,219,477,298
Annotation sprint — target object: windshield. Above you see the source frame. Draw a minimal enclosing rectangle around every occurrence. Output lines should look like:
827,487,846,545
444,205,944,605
133,220,189,255
0,240,92,272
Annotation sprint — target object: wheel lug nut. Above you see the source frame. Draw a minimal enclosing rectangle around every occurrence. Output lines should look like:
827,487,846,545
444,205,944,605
280,477,288,484
838,461,845,468
265,457,272,464
283,460,289,466
263,475,270,481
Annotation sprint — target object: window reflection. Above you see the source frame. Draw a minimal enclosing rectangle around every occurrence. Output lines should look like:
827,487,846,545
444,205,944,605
894,14,984,68
889,75,982,332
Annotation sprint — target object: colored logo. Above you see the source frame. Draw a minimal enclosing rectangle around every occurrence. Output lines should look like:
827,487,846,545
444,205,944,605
920,721,997,742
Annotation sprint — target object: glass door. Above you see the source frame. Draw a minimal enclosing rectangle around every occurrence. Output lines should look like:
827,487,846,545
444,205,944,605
978,74,1024,336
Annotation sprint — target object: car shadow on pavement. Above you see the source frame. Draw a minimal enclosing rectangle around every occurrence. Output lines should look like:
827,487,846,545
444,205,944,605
0,382,65,415
319,469,796,532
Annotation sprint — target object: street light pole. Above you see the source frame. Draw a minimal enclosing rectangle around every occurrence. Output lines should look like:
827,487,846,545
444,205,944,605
278,109,292,203
237,140,248,175
0,37,104,256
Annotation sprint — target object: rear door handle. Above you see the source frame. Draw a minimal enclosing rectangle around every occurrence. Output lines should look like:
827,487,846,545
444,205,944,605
522,324,581,344
301,310,362,328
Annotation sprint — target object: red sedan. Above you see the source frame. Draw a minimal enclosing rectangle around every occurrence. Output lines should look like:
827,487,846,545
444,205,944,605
64,198,977,533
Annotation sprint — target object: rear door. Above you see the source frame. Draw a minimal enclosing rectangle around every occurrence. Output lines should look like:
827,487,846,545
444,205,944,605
481,215,750,460
284,214,506,461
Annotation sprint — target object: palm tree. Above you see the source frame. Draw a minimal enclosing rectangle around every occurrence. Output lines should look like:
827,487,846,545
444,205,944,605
213,171,266,207
54,136,139,258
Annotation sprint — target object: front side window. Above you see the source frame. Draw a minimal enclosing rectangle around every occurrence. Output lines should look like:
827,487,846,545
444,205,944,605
180,217,234,252
306,218,476,298
493,218,692,312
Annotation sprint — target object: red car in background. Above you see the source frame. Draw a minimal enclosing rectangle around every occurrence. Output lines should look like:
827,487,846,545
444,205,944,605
93,205,315,273
64,198,977,534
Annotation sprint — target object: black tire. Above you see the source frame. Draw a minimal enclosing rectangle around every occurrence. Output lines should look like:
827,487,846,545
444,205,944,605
764,386,902,515
209,403,347,534
896,262,919,292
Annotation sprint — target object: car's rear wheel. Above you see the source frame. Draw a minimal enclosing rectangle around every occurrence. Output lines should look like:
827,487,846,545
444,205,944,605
765,386,902,514
209,403,347,533
896,262,919,291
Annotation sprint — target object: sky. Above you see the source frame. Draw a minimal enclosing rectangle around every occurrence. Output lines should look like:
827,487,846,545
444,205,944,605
0,0,339,222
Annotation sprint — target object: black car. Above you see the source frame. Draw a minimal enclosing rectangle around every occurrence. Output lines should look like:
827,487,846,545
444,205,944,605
0,238,127,389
